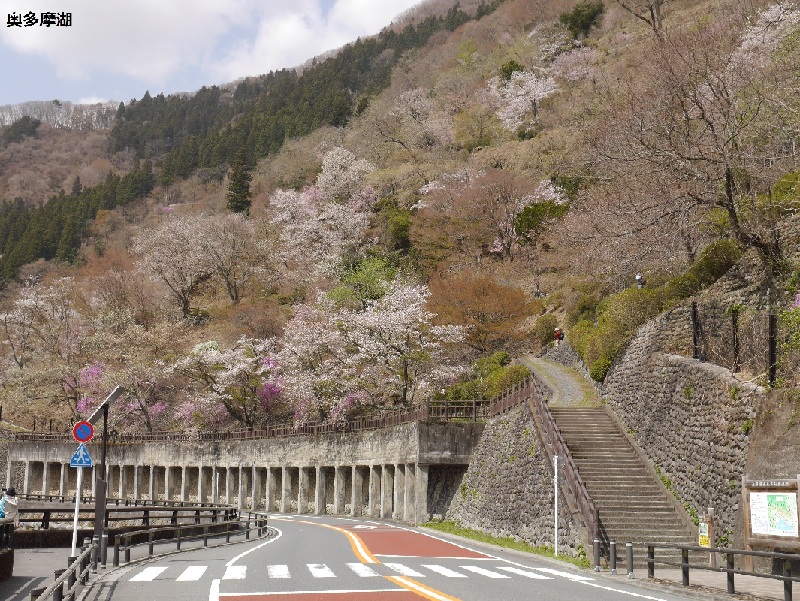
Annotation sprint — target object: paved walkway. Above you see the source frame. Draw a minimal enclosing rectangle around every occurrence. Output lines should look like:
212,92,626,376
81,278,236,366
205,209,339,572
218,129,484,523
518,355,599,407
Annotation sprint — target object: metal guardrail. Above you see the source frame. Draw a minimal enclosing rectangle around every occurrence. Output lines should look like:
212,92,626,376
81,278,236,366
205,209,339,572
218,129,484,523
16,497,237,529
31,537,97,601
114,511,271,566
532,390,600,542
646,543,798,601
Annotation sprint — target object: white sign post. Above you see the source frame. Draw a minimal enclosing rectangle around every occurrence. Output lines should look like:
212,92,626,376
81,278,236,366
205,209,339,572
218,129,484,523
554,455,559,557
71,467,82,556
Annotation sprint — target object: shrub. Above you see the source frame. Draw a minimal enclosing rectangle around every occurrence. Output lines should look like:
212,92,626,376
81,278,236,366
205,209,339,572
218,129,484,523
533,313,559,347
570,239,741,381
559,1,605,39
485,364,531,399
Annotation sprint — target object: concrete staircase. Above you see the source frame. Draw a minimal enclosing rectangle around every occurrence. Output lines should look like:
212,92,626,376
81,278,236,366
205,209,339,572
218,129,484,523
550,406,694,567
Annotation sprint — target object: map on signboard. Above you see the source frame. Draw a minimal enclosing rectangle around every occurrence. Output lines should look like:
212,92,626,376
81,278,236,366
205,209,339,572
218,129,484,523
750,492,799,537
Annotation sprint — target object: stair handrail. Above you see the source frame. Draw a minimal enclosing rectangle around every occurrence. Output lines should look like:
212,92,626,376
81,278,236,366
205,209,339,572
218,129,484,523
533,392,600,541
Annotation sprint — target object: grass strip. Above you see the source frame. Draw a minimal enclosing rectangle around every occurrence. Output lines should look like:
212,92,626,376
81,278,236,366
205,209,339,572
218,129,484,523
421,520,590,569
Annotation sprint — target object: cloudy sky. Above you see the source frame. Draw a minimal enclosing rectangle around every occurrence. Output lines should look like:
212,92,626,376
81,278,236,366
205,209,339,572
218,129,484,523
0,0,423,106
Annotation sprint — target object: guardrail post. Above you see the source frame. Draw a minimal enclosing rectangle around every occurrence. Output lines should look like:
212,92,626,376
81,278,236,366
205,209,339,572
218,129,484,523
681,548,689,586
784,559,792,601
176,527,182,551
81,539,90,584
246,518,250,540
43,510,51,529
124,535,130,564
610,540,617,575
91,535,99,572
148,531,154,556
113,538,119,567
30,586,46,601
593,538,601,572
647,545,654,579
67,555,77,599
101,530,108,568
203,526,209,547
726,552,735,593
53,568,65,601
626,542,634,579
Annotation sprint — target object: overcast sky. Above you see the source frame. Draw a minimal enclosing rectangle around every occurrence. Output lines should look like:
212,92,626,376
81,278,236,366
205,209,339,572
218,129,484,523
0,0,423,106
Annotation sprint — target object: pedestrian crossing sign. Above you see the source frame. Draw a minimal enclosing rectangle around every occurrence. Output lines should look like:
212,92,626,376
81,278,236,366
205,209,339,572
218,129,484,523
70,443,93,468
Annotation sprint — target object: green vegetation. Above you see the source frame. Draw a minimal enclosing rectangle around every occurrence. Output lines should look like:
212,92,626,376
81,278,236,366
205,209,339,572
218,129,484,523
226,147,253,214
559,1,605,38
0,160,155,283
2,116,41,146
443,352,530,400
422,520,590,568
533,314,559,347
568,239,742,381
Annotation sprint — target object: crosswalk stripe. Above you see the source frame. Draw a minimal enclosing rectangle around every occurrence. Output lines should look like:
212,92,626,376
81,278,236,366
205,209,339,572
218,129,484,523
422,565,467,578
460,565,510,578
308,564,336,578
130,567,168,582
223,565,247,580
347,563,380,577
385,563,426,577
267,565,290,578
176,566,207,581
497,566,553,580
531,567,594,581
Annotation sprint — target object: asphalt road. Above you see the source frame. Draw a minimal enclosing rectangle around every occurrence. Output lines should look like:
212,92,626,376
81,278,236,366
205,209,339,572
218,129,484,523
97,515,702,601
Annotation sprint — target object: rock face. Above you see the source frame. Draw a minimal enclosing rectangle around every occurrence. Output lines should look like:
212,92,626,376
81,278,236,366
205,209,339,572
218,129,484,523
445,405,583,556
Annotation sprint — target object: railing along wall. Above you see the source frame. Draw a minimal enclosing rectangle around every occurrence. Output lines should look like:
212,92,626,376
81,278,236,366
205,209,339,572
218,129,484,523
530,380,600,543
12,399,492,444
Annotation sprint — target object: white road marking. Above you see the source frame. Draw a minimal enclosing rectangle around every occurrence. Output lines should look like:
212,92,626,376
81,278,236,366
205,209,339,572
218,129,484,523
580,580,671,600
460,565,510,578
532,567,594,581
218,589,405,597
267,565,290,578
385,563,426,577
130,566,168,582
422,564,467,578
222,565,247,580
176,566,207,581
225,526,283,567
347,563,380,577
497,566,553,580
308,563,336,578
209,578,220,601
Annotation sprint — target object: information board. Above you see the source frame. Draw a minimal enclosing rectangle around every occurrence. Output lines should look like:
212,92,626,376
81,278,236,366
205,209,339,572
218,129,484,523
742,477,800,552
749,492,799,537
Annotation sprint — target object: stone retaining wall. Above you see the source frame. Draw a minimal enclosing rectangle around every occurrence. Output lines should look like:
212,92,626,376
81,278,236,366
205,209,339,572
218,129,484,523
445,404,583,556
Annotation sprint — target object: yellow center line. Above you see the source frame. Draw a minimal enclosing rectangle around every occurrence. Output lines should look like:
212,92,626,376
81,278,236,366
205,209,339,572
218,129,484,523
282,519,462,601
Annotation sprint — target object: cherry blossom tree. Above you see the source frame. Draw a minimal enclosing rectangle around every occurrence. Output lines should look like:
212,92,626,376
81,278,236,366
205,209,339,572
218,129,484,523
199,213,263,304
130,215,214,318
277,280,467,423
269,187,369,281
315,147,375,202
486,70,557,132
175,337,285,429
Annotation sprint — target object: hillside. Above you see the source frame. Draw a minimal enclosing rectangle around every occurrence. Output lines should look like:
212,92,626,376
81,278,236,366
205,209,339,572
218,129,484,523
0,0,799,438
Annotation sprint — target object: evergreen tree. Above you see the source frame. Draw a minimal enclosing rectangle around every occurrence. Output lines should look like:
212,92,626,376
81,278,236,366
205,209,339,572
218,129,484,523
226,147,253,215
